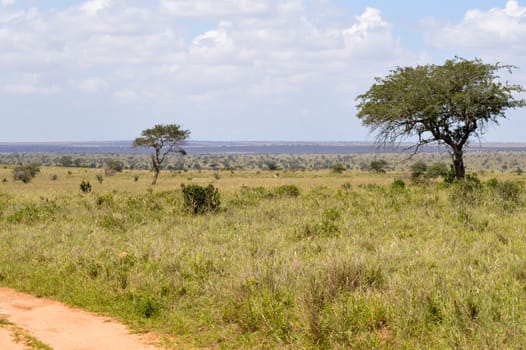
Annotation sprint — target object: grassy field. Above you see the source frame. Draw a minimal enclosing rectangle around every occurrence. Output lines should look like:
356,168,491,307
1,164,526,349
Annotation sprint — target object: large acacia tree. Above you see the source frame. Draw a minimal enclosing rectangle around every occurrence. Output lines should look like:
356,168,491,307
133,124,190,185
356,58,525,179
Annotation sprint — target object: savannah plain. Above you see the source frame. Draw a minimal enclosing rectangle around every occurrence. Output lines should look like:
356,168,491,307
1,151,526,349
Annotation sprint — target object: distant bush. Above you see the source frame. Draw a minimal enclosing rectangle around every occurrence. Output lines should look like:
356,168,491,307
13,164,40,183
264,161,280,171
80,180,92,193
332,162,346,174
391,179,406,190
181,184,221,214
369,159,388,173
104,159,124,176
426,162,449,179
274,184,300,198
57,155,74,167
410,161,427,181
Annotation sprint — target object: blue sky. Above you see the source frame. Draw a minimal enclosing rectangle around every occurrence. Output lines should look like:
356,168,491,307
1,0,525,142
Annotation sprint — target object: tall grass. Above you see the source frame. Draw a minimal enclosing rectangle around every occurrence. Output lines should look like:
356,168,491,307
1,166,526,348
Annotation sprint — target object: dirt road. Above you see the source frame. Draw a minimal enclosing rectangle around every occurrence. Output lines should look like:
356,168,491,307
0,288,164,350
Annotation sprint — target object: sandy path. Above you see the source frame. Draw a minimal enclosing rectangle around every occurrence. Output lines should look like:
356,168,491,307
0,288,164,350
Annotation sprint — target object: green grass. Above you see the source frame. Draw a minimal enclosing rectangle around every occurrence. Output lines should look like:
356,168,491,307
1,166,526,348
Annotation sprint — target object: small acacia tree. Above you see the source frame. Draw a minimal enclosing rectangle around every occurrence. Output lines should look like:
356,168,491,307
356,58,525,179
133,124,190,185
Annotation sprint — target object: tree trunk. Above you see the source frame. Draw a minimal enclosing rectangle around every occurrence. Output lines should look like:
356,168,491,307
151,169,160,185
452,150,465,179
151,154,161,185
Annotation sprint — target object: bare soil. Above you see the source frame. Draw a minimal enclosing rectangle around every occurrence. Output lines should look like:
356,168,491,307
0,288,164,350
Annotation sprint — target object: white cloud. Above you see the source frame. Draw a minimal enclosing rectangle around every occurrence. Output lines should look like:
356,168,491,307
80,0,112,16
78,77,109,93
113,89,137,100
342,7,398,58
160,0,268,17
1,0,15,6
428,0,526,53
4,74,59,95
0,0,417,139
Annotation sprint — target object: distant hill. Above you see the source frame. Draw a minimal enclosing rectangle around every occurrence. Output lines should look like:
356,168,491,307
0,141,525,155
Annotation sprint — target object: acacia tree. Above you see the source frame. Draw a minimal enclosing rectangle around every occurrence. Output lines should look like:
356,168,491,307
133,124,190,185
356,58,525,179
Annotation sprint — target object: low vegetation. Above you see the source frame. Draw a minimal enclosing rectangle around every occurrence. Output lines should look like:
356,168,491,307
0,160,526,348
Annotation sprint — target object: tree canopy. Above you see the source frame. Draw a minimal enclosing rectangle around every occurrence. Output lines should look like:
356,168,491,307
133,124,190,184
356,58,525,179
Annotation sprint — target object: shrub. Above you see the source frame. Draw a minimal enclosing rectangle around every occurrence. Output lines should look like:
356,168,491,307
80,180,92,193
104,159,124,175
96,174,104,184
274,184,300,198
341,183,352,190
410,161,427,181
391,179,406,190
304,207,342,237
181,183,221,214
58,155,74,167
134,293,162,319
265,161,279,171
449,174,482,205
426,162,449,179
332,162,346,173
487,179,523,203
13,164,40,183
486,178,499,189
369,160,388,173
498,181,522,202
7,201,59,224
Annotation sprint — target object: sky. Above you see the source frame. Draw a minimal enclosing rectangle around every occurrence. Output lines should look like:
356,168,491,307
1,0,525,142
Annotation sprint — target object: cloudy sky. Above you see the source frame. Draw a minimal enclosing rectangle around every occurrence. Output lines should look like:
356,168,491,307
1,0,525,142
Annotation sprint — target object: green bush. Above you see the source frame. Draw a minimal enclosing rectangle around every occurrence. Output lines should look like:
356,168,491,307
7,201,59,224
80,180,92,193
274,184,300,198
230,186,273,207
391,179,406,190
426,162,449,179
181,183,221,214
104,159,124,175
369,160,388,173
304,207,342,237
332,162,346,173
497,180,522,202
410,161,427,181
449,174,483,205
487,179,523,203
